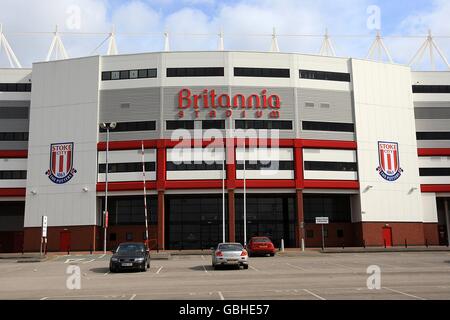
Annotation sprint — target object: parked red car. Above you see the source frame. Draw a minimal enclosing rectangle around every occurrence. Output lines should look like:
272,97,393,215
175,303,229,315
247,237,276,257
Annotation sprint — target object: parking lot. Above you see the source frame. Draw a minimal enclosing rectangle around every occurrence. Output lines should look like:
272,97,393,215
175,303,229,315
0,251,450,300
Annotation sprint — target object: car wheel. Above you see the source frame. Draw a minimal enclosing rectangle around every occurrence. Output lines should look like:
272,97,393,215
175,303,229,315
270,253,275,257
243,264,249,270
109,266,115,273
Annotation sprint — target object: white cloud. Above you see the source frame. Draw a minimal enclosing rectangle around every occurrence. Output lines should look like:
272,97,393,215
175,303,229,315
0,0,449,70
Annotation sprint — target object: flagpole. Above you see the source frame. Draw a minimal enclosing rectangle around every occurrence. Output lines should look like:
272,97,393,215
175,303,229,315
243,147,247,247
141,141,149,248
222,154,226,243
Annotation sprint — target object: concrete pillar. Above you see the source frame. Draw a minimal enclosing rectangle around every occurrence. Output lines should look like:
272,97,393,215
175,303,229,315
157,191,165,250
296,189,305,250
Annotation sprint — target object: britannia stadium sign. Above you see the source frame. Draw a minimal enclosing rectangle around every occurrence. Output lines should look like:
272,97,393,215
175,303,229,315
177,88,281,119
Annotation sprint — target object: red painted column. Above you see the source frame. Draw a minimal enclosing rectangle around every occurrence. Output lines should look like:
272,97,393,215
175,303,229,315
228,190,235,242
296,190,304,249
156,141,166,250
294,140,304,189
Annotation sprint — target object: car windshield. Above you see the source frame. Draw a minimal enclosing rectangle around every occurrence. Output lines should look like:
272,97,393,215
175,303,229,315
253,238,271,243
219,244,243,251
116,244,145,254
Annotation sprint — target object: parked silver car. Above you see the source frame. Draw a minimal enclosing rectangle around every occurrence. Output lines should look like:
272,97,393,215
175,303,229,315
211,243,249,270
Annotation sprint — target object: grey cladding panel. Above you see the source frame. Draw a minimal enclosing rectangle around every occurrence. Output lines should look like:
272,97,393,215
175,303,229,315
0,141,28,150
100,88,161,122
415,119,450,131
0,119,29,131
0,107,29,119
297,88,354,123
415,107,450,119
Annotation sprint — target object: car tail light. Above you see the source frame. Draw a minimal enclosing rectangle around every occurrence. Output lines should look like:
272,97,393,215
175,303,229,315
216,251,223,257
241,250,248,256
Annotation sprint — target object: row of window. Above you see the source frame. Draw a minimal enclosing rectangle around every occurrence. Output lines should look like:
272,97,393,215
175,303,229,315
101,69,157,81
419,168,450,177
0,83,32,92
101,67,351,81
96,120,355,133
99,121,156,133
412,85,450,94
304,161,358,172
0,132,29,141
417,132,450,140
166,161,295,171
236,161,294,171
0,170,27,180
98,162,155,174
166,161,225,171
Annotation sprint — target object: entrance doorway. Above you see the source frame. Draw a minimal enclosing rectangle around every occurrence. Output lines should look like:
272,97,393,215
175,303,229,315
60,231,71,252
166,195,227,250
382,226,393,247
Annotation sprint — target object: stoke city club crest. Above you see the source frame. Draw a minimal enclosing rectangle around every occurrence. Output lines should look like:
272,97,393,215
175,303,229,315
46,142,77,184
376,141,403,182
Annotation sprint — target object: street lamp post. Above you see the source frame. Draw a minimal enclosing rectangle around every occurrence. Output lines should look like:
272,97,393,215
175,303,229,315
100,122,116,254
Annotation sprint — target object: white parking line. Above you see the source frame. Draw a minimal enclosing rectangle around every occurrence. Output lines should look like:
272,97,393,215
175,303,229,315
64,258,85,264
202,265,208,273
156,266,163,274
286,263,307,271
129,294,137,300
218,291,225,300
98,254,106,259
201,255,205,260
104,272,110,276
249,265,259,272
303,289,326,300
82,259,95,264
382,287,426,300
40,297,48,300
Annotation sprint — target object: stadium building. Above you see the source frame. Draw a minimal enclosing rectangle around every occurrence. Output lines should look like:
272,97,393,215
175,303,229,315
0,51,449,253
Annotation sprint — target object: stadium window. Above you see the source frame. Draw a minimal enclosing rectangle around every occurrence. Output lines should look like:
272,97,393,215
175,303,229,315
412,85,450,93
0,132,29,141
304,161,358,172
416,132,450,140
234,67,290,78
235,120,293,130
306,230,314,238
302,121,355,133
126,232,133,241
130,70,139,79
0,83,32,92
109,233,117,241
337,229,344,238
166,67,224,77
202,120,225,130
0,170,27,180
419,168,450,176
99,121,156,133
299,69,351,82
111,71,120,80
99,162,156,174
166,120,195,130
236,161,294,171
120,70,130,80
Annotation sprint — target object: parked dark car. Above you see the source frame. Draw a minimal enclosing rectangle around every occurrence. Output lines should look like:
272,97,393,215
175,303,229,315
109,242,150,272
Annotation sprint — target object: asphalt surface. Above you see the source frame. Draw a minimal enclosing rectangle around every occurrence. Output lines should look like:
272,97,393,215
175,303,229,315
1,251,450,300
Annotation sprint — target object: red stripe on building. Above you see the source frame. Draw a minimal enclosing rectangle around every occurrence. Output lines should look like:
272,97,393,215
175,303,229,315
418,148,450,156
393,149,398,171
97,139,357,151
0,188,26,197
387,153,392,171
0,150,28,158
97,182,157,192
303,180,360,189
421,184,450,193
380,149,385,171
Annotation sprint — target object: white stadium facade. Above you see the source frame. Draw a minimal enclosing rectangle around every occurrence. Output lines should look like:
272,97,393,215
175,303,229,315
0,50,449,253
